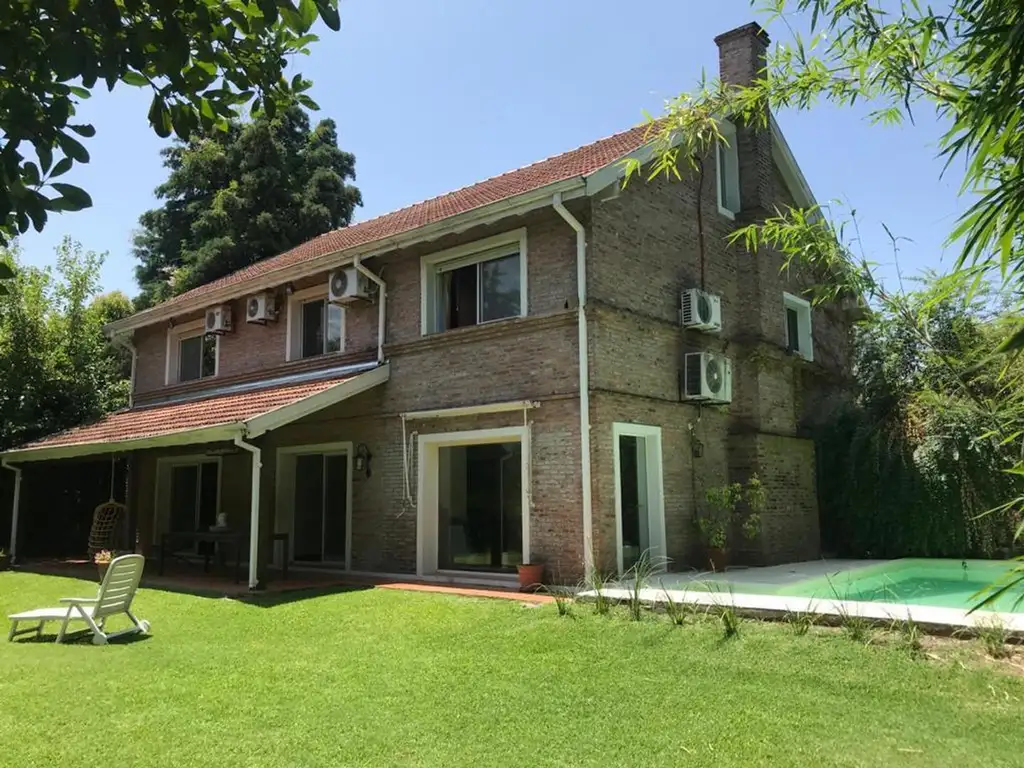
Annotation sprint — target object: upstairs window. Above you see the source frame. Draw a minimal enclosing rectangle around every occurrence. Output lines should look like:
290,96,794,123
287,287,344,361
166,319,218,385
421,229,527,334
716,120,740,218
783,292,814,361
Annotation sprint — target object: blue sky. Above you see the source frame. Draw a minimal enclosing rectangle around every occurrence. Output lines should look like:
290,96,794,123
16,0,965,296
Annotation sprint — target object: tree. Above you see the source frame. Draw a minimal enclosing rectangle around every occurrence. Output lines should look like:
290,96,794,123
132,104,361,307
1,0,342,245
637,0,1024,600
0,238,130,450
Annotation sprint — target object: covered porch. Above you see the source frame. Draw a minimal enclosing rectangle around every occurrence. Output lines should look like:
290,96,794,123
1,362,390,590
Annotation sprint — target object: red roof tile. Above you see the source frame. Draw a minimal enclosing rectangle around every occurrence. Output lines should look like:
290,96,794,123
15,375,353,452
157,124,652,312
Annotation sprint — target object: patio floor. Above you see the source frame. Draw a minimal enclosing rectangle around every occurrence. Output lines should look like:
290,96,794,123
12,558,553,604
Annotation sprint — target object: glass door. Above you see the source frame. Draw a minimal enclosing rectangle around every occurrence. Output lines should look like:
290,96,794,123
618,435,650,571
437,442,522,572
293,452,348,565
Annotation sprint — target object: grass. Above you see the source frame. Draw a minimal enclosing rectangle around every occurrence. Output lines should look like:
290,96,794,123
2,572,1024,767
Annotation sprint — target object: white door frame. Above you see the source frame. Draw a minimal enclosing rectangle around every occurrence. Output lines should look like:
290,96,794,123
612,423,667,575
416,425,531,576
153,454,223,546
275,441,354,570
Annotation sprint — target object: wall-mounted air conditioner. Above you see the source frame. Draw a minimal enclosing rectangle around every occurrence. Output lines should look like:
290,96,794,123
682,351,732,404
680,288,722,333
245,292,276,324
328,267,372,303
204,304,232,335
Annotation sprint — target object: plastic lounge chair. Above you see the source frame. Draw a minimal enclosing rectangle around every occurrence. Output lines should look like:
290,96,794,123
7,553,151,645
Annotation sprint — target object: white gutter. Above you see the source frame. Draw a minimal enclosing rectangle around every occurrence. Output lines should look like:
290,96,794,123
2,460,21,564
105,179,588,336
551,192,594,577
111,333,138,408
353,256,386,364
233,435,262,590
401,400,539,421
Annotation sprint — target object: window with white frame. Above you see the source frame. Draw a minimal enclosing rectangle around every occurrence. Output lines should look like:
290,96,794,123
783,292,814,361
287,286,344,361
716,120,740,218
421,229,527,335
166,320,218,385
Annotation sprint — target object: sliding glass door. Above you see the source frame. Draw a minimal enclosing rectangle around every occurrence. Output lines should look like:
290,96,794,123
293,452,348,563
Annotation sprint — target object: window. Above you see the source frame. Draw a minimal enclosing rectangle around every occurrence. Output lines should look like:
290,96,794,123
286,287,345,361
783,292,814,361
165,320,218,385
421,229,527,335
716,120,740,218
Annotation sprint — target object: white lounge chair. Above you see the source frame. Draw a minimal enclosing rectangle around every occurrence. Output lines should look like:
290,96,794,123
7,553,151,645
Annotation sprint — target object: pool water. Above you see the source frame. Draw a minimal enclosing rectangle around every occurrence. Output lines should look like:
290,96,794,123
779,559,1024,612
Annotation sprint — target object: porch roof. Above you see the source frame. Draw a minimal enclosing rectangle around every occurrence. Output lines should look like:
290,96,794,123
1,363,390,463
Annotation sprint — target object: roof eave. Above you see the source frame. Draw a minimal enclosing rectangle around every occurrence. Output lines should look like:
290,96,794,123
105,178,588,336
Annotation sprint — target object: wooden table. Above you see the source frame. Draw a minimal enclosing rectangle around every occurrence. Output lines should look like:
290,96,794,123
159,531,290,583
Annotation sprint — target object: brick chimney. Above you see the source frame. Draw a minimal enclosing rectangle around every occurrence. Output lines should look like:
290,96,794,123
714,22,770,87
713,22,773,216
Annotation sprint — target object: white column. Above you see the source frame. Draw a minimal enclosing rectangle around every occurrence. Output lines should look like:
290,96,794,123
3,461,22,564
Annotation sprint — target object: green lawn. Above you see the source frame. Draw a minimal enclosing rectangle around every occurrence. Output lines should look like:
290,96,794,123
1,572,1022,768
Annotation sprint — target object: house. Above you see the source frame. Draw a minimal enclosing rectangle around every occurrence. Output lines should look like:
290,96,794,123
1,23,849,588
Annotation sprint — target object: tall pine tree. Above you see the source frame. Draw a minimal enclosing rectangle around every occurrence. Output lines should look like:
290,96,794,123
133,105,361,307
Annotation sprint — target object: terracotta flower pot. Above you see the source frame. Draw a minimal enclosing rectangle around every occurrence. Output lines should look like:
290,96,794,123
704,547,729,572
517,563,545,592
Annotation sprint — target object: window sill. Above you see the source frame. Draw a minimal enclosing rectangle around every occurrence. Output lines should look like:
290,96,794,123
717,205,737,221
390,310,575,355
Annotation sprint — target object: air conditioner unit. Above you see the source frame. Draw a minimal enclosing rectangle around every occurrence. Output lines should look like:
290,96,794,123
245,292,276,324
680,288,722,332
328,267,372,303
204,304,232,335
682,351,732,404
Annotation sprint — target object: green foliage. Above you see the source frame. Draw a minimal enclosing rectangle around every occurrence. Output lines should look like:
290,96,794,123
132,105,361,307
694,475,766,550
719,606,741,639
0,239,130,450
973,618,1012,659
0,0,341,244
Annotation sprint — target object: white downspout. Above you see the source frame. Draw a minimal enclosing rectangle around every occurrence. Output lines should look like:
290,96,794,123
233,435,262,589
2,459,22,564
552,192,594,577
353,256,386,364
110,333,138,408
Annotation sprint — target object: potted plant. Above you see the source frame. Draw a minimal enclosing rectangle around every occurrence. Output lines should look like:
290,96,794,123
0,548,9,571
694,475,766,571
516,561,545,592
94,549,113,581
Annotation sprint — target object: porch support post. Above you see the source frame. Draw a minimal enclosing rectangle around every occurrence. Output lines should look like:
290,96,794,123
233,435,262,590
2,460,22,564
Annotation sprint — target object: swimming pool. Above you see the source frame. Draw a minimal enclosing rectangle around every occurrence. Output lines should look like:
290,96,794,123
777,559,1024,612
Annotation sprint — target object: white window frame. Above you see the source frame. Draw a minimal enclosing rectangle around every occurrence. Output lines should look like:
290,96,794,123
715,120,740,219
285,285,346,362
416,425,531,576
164,318,219,386
420,228,528,336
275,441,354,570
612,423,667,576
152,454,223,546
783,292,814,362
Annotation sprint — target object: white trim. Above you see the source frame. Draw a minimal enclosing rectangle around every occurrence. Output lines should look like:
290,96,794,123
285,284,346,362
416,425,531,576
612,423,666,576
275,441,354,570
420,228,528,335
152,454,223,548
783,292,814,362
165,318,219,386
401,399,538,422
715,120,740,219
246,363,390,438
